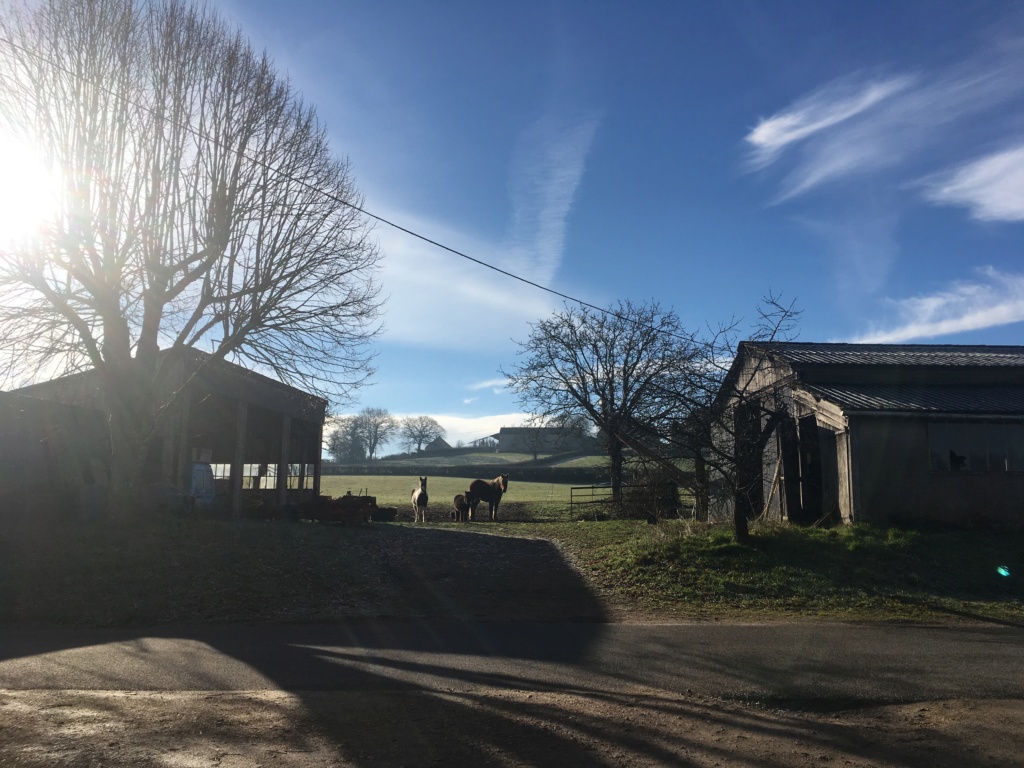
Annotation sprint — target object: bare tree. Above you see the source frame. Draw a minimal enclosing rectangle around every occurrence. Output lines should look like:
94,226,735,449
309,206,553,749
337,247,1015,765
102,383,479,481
356,407,397,460
400,415,446,453
686,296,801,541
503,300,700,501
622,295,801,541
0,0,382,507
326,416,366,463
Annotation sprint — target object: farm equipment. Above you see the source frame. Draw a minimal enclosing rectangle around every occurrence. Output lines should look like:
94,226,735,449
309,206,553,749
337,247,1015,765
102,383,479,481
297,491,397,524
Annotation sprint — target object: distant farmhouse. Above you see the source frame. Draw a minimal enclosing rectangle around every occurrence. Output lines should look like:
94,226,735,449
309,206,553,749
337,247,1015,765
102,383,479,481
715,342,1024,529
424,436,452,452
5,348,325,517
493,426,597,455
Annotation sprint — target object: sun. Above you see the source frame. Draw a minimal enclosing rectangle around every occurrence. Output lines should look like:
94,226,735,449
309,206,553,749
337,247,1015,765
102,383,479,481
0,131,62,250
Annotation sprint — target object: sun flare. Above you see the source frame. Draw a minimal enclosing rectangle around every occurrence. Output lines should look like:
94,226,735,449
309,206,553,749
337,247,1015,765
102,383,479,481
0,132,62,249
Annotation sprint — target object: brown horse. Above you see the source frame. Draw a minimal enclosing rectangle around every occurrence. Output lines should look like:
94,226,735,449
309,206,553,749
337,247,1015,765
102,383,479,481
411,477,428,523
452,491,475,522
467,474,508,521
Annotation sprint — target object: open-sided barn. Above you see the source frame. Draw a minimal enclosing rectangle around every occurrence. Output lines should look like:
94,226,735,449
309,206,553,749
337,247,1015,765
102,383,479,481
10,349,326,517
716,342,1024,529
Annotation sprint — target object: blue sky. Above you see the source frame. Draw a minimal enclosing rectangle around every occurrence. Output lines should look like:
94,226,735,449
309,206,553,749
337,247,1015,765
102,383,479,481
211,0,1024,450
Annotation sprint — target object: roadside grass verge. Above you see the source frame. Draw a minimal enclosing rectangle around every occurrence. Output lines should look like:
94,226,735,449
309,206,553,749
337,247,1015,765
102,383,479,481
1,504,1020,627
502,519,1024,624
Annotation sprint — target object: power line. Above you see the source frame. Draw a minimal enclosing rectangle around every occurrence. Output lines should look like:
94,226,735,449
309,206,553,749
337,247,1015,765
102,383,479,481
0,31,697,343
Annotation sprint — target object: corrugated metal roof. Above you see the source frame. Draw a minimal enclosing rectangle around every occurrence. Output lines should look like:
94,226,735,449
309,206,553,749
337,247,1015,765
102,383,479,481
802,383,1024,414
746,342,1024,368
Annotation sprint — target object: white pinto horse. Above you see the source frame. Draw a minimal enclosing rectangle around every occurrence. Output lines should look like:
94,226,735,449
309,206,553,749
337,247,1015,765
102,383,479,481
411,477,428,523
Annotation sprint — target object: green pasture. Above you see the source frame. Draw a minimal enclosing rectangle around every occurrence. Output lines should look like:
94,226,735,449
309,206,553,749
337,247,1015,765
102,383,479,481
320,473,573,515
375,451,536,467
374,452,608,469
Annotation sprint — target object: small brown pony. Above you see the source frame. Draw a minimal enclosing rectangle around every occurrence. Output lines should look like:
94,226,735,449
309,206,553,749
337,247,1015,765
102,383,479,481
467,474,508,521
452,490,476,522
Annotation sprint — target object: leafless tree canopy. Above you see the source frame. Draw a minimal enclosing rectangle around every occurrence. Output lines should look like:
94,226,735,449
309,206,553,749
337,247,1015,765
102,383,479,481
326,408,399,462
505,294,799,538
503,300,700,499
400,415,446,453
327,415,366,463
358,407,397,460
0,0,381,396
0,0,382,494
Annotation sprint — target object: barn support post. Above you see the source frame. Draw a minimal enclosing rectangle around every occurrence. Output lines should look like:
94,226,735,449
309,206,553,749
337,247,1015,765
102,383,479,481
163,392,191,490
230,401,248,519
297,446,308,492
313,420,323,497
276,414,291,509
778,414,803,523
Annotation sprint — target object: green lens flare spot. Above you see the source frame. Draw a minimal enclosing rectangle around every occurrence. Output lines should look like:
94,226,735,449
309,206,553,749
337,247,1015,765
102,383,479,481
997,566,1011,577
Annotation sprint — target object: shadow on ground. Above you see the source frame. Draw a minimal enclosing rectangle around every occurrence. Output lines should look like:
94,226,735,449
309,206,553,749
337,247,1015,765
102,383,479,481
2,525,1023,765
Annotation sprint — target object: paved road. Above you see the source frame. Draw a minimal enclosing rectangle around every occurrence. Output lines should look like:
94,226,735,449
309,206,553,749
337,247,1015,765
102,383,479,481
2,621,1022,706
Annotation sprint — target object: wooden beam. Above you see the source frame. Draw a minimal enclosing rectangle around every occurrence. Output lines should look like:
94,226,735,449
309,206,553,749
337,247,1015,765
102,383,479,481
276,414,291,508
230,401,248,518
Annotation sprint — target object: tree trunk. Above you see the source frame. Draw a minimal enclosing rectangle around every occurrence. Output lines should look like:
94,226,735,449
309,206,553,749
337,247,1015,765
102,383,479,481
693,450,709,522
608,438,624,504
101,356,158,518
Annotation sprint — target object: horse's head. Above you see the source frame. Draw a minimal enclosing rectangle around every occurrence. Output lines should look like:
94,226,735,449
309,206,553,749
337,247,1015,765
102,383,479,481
498,473,509,492
418,477,427,490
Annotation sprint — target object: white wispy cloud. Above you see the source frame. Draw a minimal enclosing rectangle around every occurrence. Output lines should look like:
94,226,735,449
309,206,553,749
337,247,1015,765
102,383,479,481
373,209,557,350
922,144,1024,221
746,76,914,171
505,113,601,281
795,206,901,298
745,44,1024,201
849,267,1024,343
371,111,600,352
468,377,510,392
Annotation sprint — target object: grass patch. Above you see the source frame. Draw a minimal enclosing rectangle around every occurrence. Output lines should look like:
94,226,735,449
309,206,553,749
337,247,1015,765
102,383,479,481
509,520,1024,623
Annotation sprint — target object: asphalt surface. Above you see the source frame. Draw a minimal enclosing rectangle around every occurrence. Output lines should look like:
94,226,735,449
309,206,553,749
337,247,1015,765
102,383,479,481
2,621,1022,707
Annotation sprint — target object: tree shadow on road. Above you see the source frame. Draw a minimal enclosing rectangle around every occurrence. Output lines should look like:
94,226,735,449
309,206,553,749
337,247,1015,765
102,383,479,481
2,526,1023,765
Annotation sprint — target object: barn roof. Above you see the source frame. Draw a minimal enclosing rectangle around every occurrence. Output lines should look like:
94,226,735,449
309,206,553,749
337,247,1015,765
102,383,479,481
801,383,1024,415
727,342,1024,417
13,348,327,424
743,341,1024,368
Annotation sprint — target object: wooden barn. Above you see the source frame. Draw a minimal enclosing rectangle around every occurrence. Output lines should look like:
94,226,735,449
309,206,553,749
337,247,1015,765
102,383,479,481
11,349,326,517
0,392,109,521
716,342,1024,529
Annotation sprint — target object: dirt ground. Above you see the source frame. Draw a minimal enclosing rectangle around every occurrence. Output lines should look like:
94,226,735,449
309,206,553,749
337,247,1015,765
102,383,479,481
2,525,1022,766
2,689,1022,767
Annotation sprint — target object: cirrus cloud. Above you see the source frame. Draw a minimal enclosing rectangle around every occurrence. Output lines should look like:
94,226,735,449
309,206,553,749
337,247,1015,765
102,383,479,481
849,267,1024,343
922,145,1024,222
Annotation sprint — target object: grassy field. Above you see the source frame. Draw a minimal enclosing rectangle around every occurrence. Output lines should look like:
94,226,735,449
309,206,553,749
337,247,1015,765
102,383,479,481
373,452,608,469
1,476,1020,626
320,473,689,522
372,451,537,467
321,474,574,516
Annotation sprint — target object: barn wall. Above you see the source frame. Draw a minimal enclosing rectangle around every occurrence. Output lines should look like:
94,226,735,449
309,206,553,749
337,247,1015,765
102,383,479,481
850,416,1024,527
0,394,109,523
